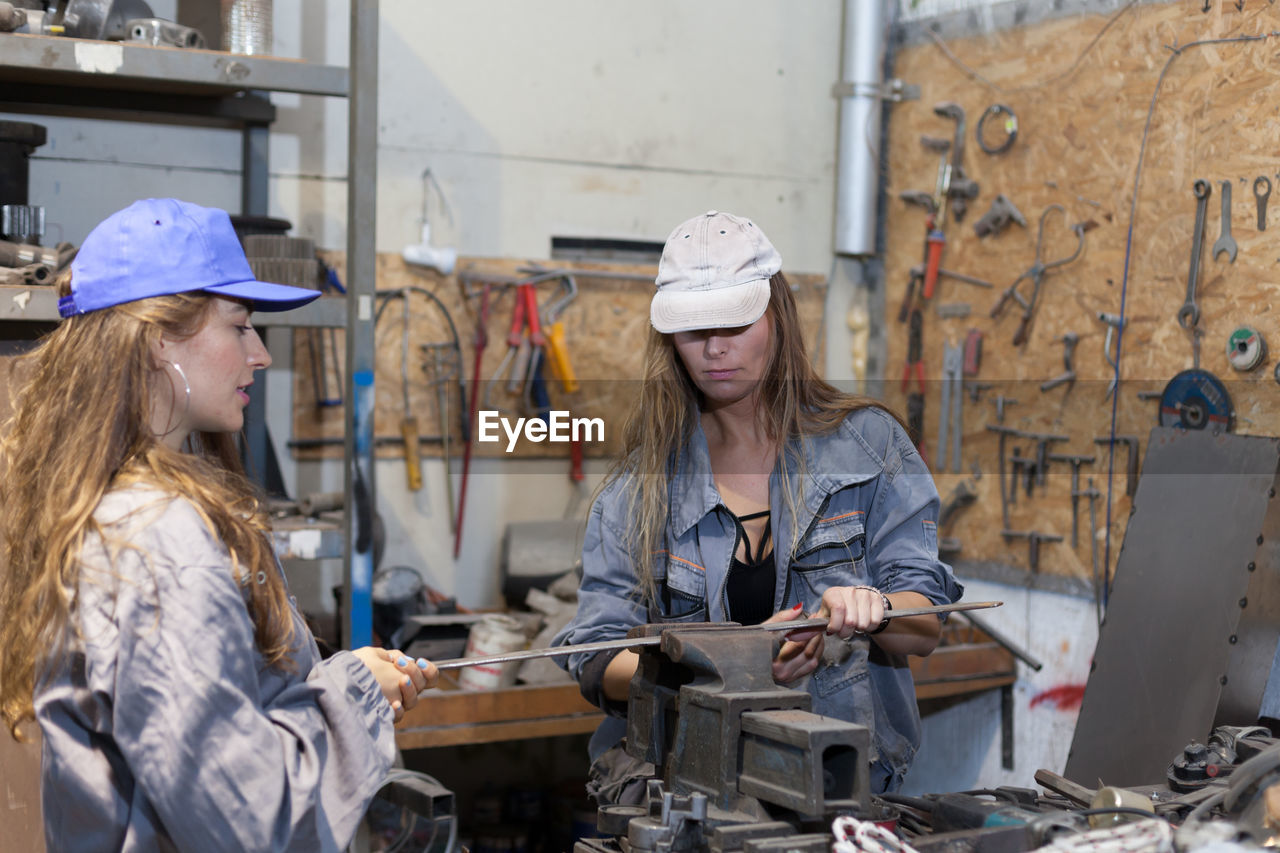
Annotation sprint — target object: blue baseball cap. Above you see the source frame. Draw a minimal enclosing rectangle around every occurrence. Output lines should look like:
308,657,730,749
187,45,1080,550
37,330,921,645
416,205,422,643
58,198,322,318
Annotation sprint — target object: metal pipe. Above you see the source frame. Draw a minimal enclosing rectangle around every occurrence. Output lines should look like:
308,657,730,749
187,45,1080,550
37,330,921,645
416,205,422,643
833,0,889,256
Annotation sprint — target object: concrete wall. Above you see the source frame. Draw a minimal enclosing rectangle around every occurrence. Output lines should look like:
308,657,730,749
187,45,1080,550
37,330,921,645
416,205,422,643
3,0,1101,792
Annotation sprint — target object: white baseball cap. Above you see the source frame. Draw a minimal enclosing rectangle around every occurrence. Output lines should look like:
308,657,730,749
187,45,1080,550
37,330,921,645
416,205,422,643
650,210,782,334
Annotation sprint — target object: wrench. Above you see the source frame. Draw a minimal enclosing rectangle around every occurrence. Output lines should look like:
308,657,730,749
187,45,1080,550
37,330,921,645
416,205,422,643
1178,179,1210,329
1255,176,1271,231
1212,179,1237,263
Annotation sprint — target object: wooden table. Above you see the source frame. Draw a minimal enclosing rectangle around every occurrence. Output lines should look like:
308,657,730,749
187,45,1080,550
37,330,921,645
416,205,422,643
396,682,603,751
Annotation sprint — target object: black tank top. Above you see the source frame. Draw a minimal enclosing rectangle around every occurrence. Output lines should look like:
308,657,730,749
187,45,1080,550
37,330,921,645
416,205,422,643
726,509,775,626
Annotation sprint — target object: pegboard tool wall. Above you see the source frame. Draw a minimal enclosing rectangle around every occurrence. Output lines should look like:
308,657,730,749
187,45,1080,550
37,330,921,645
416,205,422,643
886,2,1280,587
290,254,827,462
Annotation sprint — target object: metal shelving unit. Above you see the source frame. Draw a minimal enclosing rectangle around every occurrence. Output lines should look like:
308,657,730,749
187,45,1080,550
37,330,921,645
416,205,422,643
0,4,380,648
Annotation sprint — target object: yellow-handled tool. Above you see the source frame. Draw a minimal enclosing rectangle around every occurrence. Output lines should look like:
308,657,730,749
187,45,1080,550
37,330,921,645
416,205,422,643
544,320,578,393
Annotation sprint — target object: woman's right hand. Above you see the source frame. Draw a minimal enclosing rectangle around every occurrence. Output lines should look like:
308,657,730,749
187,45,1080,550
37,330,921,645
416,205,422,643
352,647,438,721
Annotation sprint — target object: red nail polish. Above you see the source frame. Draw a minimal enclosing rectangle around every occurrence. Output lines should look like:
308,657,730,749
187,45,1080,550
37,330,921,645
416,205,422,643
791,602,804,611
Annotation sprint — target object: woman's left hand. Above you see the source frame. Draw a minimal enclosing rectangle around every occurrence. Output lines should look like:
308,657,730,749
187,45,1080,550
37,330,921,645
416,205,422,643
764,604,824,684
817,585,886,640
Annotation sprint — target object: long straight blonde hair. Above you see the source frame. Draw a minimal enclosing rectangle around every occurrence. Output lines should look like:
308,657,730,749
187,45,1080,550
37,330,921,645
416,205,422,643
612,272,898,605
0,284,295,739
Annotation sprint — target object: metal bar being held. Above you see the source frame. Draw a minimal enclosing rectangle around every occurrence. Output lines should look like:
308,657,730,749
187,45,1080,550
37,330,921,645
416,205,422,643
430,600,1003,674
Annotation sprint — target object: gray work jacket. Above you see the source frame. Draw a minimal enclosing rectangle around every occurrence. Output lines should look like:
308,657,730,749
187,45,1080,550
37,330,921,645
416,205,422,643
554,406,963,791
35,486,397,852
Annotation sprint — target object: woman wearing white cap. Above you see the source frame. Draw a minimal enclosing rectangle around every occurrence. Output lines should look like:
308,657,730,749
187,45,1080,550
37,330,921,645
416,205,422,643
0,198,437,851
555,210,962,800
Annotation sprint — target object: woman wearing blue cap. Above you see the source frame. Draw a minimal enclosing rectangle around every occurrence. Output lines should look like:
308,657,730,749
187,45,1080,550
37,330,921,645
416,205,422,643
0,198,437,851
555,211,962,801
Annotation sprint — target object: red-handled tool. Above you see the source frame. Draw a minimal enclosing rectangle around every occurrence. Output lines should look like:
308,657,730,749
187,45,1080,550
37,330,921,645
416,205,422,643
922,213,946,300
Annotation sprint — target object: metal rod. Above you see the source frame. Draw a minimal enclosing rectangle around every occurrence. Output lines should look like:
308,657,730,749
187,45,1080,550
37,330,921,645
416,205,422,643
430,600,1003,672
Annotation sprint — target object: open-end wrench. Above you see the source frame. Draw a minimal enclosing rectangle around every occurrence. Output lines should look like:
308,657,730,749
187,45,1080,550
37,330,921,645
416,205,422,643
1178,180,1210,329
1213,179,1237,263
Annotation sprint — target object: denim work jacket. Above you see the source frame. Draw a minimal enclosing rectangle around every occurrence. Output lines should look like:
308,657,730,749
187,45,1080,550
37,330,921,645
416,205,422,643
554,406,963,792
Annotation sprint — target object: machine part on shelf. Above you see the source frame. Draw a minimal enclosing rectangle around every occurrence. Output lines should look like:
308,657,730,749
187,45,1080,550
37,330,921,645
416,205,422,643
973,193,1027,238
1092,434,1140,497
455,283,491,558
0,205,43,245
938,480,977,531
221,0,272,55
962,327,983,376
986,425,1022,529
990,204,1086,346
1158,369,1234,432
1212,179,1238,264
935,101,979,222
423,342,461,529
1254,175,1272,232
1180,180,1211,329
909,263,994,289
977,103,1018,155
1048,453,1095,549
1001,529,1064,572
124,17,204,47
0,238,68,271
429,602,1005,674
1226,326,1267,372
1098,311,1126,399
937,341,963,474
0,3,27,33
61,0,156,41
1040,333,1079,392
934,302,969,319
298,490,344,518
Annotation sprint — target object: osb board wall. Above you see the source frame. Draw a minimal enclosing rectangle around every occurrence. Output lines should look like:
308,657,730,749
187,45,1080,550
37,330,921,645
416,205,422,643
290,254,827,461
886,2,1280,589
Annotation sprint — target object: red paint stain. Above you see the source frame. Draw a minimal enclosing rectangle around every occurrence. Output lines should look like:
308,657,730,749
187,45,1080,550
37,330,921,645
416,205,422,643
1030,684,1086,710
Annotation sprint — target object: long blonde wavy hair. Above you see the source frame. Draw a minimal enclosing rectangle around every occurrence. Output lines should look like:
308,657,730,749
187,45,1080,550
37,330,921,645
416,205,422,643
613,272,898,605
0,283,295,739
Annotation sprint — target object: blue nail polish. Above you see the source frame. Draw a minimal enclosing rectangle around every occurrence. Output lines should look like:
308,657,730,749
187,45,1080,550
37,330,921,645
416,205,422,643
397,656,408,667
416,658,428,669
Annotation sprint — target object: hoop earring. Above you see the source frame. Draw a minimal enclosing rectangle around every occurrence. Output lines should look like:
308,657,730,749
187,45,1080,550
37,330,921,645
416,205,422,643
158,360,191,437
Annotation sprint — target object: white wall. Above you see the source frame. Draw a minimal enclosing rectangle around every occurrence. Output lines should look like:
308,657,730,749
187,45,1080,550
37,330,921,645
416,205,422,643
7,0,1102,794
